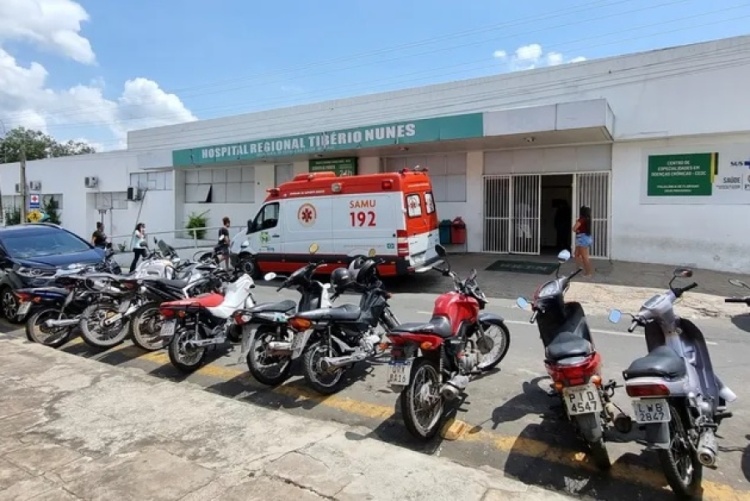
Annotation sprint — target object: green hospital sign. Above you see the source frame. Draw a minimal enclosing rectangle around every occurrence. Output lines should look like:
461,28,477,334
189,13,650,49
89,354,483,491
172,113,484,167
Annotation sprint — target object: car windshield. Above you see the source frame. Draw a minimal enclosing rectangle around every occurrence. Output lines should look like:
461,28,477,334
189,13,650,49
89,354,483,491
2,230,91,259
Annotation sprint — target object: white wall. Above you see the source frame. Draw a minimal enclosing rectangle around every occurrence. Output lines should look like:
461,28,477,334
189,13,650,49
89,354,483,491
612,133,750,273
128,36,750,151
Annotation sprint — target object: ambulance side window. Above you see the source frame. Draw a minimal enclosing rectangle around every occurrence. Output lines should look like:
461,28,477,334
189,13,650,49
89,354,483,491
251,202,279,232
406,194,422,218
424,192,435,214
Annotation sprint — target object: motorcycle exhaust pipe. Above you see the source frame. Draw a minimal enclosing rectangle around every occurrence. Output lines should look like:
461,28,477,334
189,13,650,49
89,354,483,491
440,375,470,401
44,318,79,328
266,341,292,356
697,430,717,467
320,352,367,371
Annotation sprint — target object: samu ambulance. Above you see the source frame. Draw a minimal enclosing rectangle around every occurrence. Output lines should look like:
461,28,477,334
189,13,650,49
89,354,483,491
229,168,442,277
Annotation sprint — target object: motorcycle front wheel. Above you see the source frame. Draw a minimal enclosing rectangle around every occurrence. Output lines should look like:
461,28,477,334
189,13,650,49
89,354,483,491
25,307,74,348
400,357,445,440
476,320,511,371
302,340,345,395
78,302,130,349
168,326,207,373
246,325,293,386
657,404,702,498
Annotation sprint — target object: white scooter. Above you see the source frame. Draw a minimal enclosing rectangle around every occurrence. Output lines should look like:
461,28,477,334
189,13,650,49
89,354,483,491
608,267,736,499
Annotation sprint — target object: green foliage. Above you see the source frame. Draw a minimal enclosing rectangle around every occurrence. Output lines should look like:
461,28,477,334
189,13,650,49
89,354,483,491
42,197,61,224
0,127,96,163
186,210,210,240
4,206,20,225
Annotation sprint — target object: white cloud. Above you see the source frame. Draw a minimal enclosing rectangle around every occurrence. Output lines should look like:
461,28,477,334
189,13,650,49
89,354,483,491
0,0,196,151
492,43,586,71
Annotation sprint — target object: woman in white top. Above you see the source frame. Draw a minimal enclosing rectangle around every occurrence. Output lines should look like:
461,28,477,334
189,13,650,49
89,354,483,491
129,222,147,273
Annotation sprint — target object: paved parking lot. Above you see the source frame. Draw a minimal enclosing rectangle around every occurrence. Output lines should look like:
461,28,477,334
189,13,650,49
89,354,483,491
3,281,749,500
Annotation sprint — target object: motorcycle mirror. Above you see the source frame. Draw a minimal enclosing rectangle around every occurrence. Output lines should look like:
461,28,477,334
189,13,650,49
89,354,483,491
557,249,571,263
608,309,622,324
435,244,447,257
516,297,529,310
673,267,693,278
264,272,277,281
309,243,319,255
729,278,750,289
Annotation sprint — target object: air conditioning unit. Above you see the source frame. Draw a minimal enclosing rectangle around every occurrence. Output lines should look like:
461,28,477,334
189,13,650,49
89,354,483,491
84,176,99,188
126,186,142,201
29,181,42,192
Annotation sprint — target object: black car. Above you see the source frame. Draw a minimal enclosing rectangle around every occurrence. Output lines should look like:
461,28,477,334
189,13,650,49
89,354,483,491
0,223,115,321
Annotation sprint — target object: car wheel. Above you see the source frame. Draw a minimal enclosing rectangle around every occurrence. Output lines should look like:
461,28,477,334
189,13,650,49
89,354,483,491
1,286,20,323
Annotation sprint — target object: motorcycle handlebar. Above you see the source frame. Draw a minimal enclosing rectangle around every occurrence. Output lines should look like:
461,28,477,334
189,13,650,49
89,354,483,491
725,297,750,304
675,282,698,297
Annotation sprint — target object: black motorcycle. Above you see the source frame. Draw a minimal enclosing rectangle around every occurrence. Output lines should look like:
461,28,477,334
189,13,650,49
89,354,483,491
516,249,631,470
240,261,333,386
286,257,398,395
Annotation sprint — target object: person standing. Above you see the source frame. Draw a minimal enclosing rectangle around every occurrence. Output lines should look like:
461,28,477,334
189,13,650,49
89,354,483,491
217,216,231,269
573,206,594,277
91,221,107,249
130,222,147,273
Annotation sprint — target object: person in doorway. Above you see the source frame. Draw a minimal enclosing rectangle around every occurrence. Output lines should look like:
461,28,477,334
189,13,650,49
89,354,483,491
129,222,147,273
573,206,594,277
216,216,231,269
553,199,571,252
91,222,107,249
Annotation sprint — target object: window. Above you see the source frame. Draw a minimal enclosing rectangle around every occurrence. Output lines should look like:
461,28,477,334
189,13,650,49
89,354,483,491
424,192,435,214
251,202,279,232
383,154,467,203
185,166,255,203
2,228,90,259
406,194,422,217
130,171,170,191
95,192,128,210
274,164,294,186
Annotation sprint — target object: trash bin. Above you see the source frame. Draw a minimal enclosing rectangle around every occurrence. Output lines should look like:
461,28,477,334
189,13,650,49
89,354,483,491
451,217,467,245
439,219,452,244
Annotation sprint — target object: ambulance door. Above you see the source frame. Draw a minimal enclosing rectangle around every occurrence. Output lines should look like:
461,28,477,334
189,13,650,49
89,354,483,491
247,201,282,267
282,196,333,263
332,193,396,258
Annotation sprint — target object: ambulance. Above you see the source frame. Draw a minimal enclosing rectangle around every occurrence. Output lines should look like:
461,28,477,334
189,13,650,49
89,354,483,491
229,168,442,277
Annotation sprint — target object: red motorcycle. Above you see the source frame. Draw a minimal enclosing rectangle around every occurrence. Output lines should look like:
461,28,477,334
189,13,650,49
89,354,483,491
385,245,511,440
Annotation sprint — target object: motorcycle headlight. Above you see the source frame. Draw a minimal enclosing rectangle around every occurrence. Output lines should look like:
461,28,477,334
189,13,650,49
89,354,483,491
536,281,561,299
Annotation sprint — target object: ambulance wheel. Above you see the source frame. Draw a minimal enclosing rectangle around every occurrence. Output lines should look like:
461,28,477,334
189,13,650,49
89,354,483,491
238,255,259,278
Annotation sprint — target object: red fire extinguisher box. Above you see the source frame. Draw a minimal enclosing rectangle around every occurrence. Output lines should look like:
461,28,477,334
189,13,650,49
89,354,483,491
450,217,467,245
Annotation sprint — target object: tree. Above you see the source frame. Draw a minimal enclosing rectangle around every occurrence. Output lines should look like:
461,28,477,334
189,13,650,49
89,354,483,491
0,127,96,163
42,197,61,225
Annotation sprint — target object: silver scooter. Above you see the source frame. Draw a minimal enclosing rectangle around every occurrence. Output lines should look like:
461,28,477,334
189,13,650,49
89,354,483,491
607,267,736,499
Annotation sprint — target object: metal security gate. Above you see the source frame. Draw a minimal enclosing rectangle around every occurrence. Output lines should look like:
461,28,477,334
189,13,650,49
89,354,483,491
574,172,610,259
511,175,541,254
482,175,510,253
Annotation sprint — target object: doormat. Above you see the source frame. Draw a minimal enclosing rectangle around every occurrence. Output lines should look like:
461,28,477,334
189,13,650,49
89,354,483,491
485,259,558,275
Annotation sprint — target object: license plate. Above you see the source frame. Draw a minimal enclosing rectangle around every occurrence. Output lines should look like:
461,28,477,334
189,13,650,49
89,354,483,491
17,302,31,317
160,320,176,339
632,398,671,424
291,332,307,357
387,359,412,386
562,383,602,416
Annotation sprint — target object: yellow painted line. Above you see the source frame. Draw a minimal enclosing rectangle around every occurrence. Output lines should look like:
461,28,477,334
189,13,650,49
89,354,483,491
65,339,750,500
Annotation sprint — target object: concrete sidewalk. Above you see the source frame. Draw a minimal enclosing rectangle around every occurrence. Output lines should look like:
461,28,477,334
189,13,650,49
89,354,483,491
0,336,572,501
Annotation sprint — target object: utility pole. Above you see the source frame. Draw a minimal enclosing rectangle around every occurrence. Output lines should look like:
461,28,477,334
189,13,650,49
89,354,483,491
19,144,27,224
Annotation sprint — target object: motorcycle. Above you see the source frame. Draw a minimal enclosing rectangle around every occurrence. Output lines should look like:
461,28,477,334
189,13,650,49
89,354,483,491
77,273,140,349
126,262,224,351
607,267,736,498
386,244,511,440
162,271,257,373
515,249,629,469
285,255,398,395
239,259,333,386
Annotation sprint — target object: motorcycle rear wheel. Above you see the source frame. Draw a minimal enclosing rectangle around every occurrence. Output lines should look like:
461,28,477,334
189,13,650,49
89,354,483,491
657,404,702,499
302,340,345,395
78,302,130,349
401,357,445,440
168,326,207,373
246,325,293,386
25,307,74,348
130,302,167,351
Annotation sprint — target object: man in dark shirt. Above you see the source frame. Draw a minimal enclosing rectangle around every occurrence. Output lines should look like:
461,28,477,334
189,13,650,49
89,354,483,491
91,222,107,248
217,217,231,269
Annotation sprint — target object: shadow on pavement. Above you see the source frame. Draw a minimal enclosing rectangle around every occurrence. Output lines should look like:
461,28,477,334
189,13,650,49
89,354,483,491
730,313,750,333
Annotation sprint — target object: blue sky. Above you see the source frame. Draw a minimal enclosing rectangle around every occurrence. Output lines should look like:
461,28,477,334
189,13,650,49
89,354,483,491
2,0,750,150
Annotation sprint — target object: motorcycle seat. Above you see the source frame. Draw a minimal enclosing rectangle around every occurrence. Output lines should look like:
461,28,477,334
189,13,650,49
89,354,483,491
146,278,190,289
297,304,361,321
390,316,453,338
545,331,593,362
623,345,686,380
246,300,296,314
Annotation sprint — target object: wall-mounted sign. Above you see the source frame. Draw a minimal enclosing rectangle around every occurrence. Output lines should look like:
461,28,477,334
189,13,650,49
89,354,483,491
309,157,358,177
643,146,750,205
172,113,483,167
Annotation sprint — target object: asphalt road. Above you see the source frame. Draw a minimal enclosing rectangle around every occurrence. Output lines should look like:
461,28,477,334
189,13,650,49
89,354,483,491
3,284,750,501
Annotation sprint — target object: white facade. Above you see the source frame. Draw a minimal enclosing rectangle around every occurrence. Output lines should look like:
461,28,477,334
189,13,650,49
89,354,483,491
2,35,750,272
